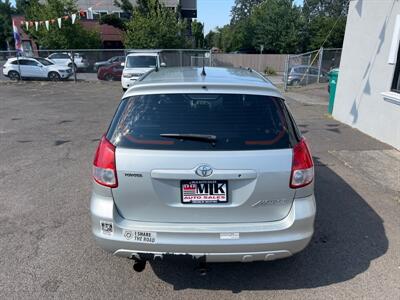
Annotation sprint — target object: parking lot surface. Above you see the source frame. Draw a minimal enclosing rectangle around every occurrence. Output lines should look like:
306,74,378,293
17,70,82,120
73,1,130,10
0,81,399,299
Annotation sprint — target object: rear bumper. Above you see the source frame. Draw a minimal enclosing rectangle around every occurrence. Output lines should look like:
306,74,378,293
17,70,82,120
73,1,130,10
76,62,89,69
90,194,316,263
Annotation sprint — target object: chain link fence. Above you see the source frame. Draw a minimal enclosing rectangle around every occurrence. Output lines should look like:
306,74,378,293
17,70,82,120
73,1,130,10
0,49,211,82
283,48,342,90
1,48,341,88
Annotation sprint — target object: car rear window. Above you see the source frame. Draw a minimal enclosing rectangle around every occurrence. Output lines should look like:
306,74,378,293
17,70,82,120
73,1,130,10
107,94,298,151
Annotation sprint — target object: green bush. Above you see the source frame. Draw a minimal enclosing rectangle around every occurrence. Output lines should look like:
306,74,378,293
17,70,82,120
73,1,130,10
264,66,277,75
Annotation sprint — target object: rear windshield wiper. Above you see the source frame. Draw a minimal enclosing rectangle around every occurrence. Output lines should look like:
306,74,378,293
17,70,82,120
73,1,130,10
160,133,217,144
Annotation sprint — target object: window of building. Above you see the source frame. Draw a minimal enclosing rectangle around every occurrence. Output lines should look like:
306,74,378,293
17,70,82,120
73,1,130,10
391,42,400,93
93,11,108,20
80,11,88,19
120,12,131,19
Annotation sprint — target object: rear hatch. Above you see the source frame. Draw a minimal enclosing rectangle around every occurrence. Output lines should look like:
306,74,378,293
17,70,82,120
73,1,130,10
107,93,299,223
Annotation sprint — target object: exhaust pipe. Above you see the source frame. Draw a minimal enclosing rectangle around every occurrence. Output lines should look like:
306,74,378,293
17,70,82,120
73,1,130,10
133,260,146,272
196,262,208,276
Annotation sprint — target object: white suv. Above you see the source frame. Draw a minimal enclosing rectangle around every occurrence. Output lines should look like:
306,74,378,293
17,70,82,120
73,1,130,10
121,52,165,91
47,52,89,70
2,57,73,81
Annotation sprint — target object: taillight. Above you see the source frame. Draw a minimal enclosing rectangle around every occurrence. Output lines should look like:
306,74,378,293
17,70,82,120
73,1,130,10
290,138,314,189
93,136,118,188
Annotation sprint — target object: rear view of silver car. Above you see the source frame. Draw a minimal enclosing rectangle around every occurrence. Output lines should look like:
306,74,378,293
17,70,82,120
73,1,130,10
90,67,315,270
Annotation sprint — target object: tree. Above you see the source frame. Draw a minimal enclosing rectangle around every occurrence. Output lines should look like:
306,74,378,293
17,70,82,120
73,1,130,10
227,19,255,52
205,0,348,53
302,0,348,50
251,0,303,54
307,15,347,50
113,0,133,18
24,0,101,49
303,0,348,18
100,14,126,30
0,0,15,50
192,20,204,48
15,0,37,14
124,0,187,49
231,0,263,24
204,30,215,49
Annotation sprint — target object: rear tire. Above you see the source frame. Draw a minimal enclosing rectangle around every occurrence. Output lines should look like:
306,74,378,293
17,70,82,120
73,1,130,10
48,72,61,82
8,71,20,81
291,79,300,86
104,74,113,81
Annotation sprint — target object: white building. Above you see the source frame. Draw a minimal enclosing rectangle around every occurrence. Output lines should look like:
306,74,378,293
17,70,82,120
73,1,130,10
333,0,400,150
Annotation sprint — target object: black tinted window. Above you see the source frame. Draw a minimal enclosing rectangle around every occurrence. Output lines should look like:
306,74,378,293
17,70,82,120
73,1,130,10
25,60,39,66
107,94,297,151
294,67,307,74
51,53,69,59
17,60,30,65
126,56,157,68
35,57,53,65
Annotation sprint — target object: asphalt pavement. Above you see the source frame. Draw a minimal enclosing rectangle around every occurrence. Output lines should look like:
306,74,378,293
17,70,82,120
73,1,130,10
0,81,399,299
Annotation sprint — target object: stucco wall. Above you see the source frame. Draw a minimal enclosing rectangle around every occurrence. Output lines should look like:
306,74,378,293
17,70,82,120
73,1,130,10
333,0,400,150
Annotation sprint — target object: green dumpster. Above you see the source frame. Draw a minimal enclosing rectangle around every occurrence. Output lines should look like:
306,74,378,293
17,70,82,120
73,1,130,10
328,68,339,114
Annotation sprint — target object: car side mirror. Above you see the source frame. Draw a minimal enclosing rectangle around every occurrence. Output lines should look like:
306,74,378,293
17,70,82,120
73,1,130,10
121,62,125,67
160,62,166,67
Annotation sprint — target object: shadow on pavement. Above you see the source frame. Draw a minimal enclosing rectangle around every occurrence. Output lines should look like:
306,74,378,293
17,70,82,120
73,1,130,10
149,159,388,292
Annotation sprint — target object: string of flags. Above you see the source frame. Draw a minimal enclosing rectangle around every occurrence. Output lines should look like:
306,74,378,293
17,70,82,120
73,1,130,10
20,12,80,31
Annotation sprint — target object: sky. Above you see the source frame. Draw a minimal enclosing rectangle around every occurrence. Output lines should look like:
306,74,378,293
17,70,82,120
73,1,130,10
198,0,304,33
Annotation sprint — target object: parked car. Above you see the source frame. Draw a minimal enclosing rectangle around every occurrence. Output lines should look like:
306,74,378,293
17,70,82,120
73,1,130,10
47,52,89,71
286,65,328,86
121,52,166,91
91,67,316,271
2,57,73,81
97,62,123,81
93,56,125,71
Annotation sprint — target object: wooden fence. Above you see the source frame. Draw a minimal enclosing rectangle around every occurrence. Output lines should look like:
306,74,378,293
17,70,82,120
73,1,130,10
212,53,288,73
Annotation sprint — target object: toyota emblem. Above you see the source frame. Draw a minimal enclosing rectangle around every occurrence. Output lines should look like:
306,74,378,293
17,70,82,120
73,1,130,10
195,164,213,177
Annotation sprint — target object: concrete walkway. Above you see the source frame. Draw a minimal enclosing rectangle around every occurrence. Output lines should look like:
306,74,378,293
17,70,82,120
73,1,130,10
284,84,329,106
285,86,399,201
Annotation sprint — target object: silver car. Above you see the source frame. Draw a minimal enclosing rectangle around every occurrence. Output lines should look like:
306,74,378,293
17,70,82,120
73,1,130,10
90,67,316,271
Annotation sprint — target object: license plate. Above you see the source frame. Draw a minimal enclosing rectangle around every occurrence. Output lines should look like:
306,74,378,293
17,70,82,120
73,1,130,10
181,180,228,204
123,230,157,244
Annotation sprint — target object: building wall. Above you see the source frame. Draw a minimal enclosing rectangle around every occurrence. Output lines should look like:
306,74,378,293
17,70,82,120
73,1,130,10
333,0,400,149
